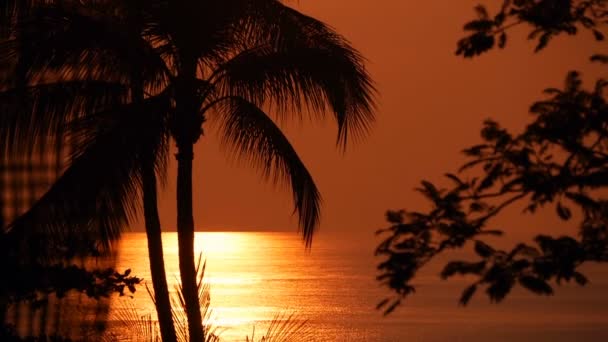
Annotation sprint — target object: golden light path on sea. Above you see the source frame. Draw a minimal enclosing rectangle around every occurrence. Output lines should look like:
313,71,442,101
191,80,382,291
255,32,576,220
112,232,340,341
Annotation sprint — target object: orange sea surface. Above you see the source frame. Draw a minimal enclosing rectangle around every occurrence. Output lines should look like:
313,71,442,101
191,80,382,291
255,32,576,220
112,232,608,341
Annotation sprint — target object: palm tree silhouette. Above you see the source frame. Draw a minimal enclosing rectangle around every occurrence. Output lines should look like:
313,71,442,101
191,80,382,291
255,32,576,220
1,1,376,340
1,2,178,340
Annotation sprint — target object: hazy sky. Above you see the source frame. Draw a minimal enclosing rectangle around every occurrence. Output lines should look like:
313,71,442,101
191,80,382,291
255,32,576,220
149,1,605,241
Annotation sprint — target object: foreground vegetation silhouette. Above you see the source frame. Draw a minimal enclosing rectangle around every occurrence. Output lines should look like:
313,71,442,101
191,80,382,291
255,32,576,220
376,0,608,314
1,0,375,340
107,256,311,342
1,2,142,340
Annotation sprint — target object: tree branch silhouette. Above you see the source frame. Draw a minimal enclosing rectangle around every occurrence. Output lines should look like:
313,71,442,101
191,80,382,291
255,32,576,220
377,0,608,315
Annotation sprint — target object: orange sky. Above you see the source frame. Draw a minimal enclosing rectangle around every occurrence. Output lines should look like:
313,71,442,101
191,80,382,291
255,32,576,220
148,1,606,242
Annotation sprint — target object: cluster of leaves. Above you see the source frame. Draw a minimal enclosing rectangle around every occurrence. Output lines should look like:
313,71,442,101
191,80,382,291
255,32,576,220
376,67,608,314
0,263,142,306
457,0,608,57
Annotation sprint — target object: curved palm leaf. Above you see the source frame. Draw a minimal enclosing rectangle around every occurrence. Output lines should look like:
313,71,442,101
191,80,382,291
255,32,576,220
2,1,171,92
0,80,128,157
199,1,376,148
186,0,375,242
210,43,375,146
5,94,171,263
212,97,321,245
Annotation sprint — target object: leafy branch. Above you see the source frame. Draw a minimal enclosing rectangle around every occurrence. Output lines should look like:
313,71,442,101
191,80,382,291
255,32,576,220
376,68,608,314
1,264,142,305
457,0,608,57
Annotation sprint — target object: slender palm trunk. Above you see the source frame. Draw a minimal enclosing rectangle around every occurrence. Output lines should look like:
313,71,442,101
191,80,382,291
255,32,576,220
142,166,177,342
175,142,205,342
133,73,177,342
174,56,205,341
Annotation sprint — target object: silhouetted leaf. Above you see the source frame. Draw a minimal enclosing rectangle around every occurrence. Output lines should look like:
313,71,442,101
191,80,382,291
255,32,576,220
419,180,441,202
386,210,405,224
478,164,502,191
565,192,598,208
441,261,486,279
510,243,539,258
474,5,489,20
459,284,477,305
592,30,605,41
464,19,494,32
456,33,495,57
383,299,401,316
462,144,488,156
486,277,514,302
474,240,495,257
535,32,552,52
445,173,465,186
519,276,553,295
590,54,608,64
376,298,390,310
494,12,505,25
573,272,588,286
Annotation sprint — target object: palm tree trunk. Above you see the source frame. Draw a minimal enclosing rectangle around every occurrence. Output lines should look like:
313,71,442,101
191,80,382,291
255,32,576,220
132,69,177,342
173,53,205,342
142,166,177,342
175,141,205,342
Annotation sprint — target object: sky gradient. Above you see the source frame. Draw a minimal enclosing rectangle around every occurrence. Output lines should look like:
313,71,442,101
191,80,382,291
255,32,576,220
149,0,606,241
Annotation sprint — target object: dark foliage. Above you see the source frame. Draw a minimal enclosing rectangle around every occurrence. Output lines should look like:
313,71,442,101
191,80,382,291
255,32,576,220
457,0,608,57
376,1,608,314
1,263,141,305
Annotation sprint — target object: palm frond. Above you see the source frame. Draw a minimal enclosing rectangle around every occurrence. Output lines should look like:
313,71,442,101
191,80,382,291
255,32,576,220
171,254,223,342
244,312,312,342
0,80,128,158
3,1,171,92
212,44,374,138
186,0,375,149
212,97,321,245
4,95,171,263
189,1,247,68
210,1,376,147
107,299,162,342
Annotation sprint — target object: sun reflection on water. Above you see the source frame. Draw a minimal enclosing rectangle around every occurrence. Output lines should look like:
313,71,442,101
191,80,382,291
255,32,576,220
113,232,321,341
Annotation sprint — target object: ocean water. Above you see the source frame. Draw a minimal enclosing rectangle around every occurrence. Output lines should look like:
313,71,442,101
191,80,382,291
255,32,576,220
112,232,608,341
